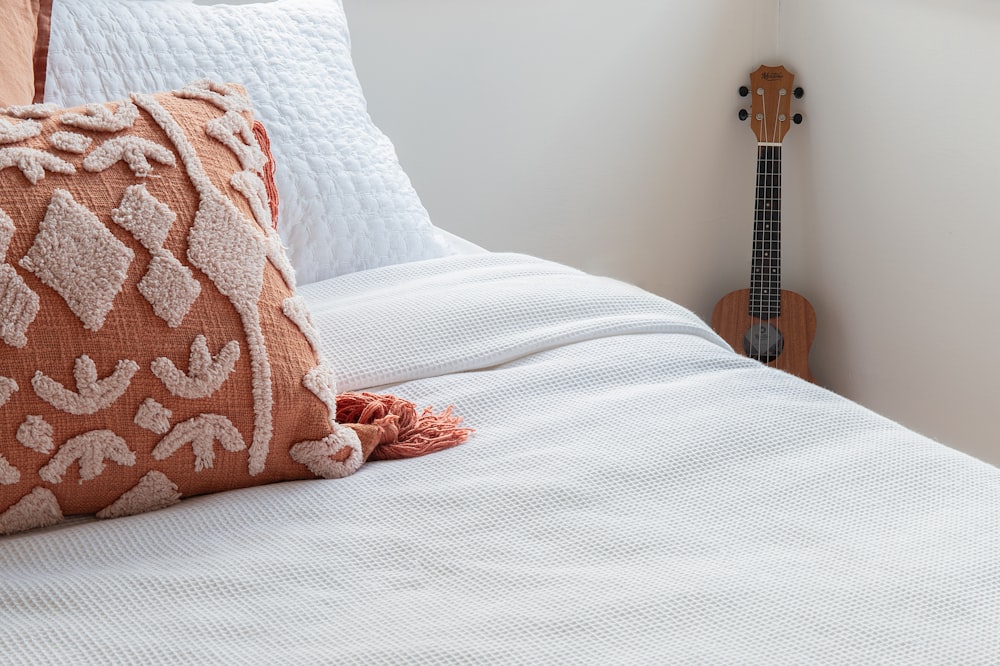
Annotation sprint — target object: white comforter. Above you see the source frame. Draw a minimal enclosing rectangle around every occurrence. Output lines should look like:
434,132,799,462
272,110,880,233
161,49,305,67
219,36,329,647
2,254,998,664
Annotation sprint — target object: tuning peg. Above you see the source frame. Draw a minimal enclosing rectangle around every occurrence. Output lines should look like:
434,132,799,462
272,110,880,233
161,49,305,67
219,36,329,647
738,109,749,121
738,86,750,97
793,87,804,99
792,113,803,124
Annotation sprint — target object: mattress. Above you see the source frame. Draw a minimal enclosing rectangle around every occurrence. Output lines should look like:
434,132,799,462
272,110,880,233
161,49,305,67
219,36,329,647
1,254,998,664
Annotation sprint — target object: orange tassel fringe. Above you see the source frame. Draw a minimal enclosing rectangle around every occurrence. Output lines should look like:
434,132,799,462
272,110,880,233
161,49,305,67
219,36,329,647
336,392,473,461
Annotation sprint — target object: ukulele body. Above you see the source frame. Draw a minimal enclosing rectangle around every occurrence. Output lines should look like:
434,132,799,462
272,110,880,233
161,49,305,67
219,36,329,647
711,288,817,382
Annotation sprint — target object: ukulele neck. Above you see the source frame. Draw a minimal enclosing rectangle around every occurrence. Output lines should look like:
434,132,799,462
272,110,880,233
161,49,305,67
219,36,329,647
749,143,782,318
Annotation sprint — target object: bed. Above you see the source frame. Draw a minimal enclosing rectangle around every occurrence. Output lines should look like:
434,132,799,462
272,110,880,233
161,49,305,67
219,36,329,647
1,1,998,663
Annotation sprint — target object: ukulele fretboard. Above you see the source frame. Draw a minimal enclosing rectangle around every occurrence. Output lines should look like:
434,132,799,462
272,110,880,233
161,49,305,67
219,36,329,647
748,144,782,317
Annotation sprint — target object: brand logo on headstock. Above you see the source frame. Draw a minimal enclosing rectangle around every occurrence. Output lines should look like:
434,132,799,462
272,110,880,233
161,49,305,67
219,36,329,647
761,71,785,81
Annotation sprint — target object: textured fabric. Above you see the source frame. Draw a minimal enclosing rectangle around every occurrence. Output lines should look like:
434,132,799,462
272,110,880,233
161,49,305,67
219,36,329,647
0,0,40,105
0,83,363,534
251,120,280,229
31,0,52,103
42,0,456,283
1,254,997,663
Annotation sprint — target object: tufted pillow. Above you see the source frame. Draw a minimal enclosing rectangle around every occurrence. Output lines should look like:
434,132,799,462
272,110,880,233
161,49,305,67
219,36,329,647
0,0,44,106
41,0,456,284
0,82,376,535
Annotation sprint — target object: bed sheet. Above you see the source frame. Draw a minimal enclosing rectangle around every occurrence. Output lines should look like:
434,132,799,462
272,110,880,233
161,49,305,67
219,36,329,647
1,254,998,664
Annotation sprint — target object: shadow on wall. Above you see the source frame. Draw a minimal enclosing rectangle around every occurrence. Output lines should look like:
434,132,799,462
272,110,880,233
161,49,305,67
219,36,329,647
779,0,1000,462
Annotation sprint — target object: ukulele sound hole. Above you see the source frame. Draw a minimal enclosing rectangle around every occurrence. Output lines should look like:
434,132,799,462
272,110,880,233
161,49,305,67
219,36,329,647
743,322,784,363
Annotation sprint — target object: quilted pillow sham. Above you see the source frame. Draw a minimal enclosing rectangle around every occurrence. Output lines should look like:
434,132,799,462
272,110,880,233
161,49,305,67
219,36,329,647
0,82,377,535
41,0,455,284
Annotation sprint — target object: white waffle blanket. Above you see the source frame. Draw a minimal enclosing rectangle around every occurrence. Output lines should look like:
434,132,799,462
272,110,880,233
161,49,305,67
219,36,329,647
2,254,998,664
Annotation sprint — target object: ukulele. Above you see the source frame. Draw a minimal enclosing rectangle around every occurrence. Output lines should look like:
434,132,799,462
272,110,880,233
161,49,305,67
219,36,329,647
711,65,817,382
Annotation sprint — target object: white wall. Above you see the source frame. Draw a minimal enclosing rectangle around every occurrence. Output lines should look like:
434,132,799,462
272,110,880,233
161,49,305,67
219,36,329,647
344,0,780,314
779,0,1000,464
344,0,1000,466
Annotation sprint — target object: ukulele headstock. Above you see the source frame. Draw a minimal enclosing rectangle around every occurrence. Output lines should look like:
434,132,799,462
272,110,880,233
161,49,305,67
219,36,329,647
740,65,801,144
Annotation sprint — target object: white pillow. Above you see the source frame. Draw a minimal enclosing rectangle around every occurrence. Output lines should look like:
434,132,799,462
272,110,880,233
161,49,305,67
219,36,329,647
44,0,455,284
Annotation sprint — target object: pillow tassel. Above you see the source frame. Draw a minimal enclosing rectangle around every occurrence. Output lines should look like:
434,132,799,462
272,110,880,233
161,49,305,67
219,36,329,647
336,392,471,461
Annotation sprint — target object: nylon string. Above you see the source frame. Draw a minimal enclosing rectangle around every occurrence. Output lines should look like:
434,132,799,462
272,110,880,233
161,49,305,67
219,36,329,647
772,88,785,371
754,87,785,370
755,89,766,365
759,87,771,366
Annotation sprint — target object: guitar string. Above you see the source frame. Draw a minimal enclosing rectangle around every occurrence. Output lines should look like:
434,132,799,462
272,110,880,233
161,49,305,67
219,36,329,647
773,88,785,372
767,143,774,367
771,146,788,368
754,89,763,365
775,144,782,371
749,83,794,373
770,90,782,371
773,144,780,370
767,140,777,369
755,146,771,363
762,88,786,371
759,87,771,367
768,143,777,370
768,95,775,369
767,92,778,369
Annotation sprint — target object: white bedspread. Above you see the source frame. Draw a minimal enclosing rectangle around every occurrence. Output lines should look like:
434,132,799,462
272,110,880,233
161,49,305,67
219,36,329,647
2,254,998,664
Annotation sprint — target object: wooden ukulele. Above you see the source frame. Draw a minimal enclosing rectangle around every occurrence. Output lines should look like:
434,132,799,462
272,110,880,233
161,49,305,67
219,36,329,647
711,65,817,382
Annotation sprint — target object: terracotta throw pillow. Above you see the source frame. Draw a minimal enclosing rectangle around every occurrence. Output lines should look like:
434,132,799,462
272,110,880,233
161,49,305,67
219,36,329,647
0,82,378,535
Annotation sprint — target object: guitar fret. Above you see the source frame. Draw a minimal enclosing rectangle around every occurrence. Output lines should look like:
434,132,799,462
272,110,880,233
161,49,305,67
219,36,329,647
748,143,782,318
